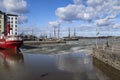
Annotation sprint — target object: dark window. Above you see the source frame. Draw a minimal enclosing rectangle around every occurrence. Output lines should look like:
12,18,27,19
15,32,17,35
10,28,12,30
11,17,13,20
15,29,17,31
0,25,1,28
15,21,17,23
15,25,17,27
15,17,17,20
8,17,10,19
11,21,13,23
11,25,13,27
0,20,1,23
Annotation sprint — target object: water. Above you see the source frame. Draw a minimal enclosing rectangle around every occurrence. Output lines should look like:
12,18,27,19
0,43,119,80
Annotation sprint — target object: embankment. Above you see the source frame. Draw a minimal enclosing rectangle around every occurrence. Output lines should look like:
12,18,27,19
93,47,120,71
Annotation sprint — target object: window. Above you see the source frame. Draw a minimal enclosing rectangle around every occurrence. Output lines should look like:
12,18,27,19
15,17,17,20
11,21,13,23
15,25,17,27
15,29,17,31
8,17,10,19
11,17,13,20
0,20,1,23
10,28,12,30
15,32,17,35
15,21,17,24
0,15,1,18
0,25,1,28
11,25,13,27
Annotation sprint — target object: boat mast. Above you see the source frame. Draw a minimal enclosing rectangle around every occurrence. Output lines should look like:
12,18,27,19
58,26,60,39
68,27,71,38
54,27,56,38
74,27,76,37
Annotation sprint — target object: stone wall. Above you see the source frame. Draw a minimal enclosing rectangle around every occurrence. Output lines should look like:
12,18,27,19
93,47,120,71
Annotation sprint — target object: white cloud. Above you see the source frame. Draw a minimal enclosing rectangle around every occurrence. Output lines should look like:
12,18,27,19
3,0,28,14
87,0,103,6
73,0,82,5
0,0,28,24
18,15,28,24
113,23,120,28
55,0,120,23
56,4,96,22
49,21,61,28
95,18,114,26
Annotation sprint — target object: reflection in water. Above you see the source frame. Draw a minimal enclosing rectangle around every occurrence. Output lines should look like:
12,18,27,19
93,57,120,80
0,48,119,80
0,49,24,80
0,49,24,68
56,53,110,80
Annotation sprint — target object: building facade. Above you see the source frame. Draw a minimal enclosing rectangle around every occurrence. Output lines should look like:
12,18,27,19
7,14,18,35
0,11,6,36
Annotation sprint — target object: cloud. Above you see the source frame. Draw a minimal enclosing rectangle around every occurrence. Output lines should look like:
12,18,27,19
95,18,114,26
0,0,28,24
55,0,120,23
73,0,82,5
113,23,120,28
56,4,95,22
18,15,28,24
49,21,61,28
3,0,28,14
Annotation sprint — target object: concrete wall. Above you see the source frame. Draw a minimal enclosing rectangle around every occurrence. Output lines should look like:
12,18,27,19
93,47,120,71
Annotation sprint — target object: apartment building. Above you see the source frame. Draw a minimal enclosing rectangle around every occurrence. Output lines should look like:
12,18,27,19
0,11,6,36
7,14,18,35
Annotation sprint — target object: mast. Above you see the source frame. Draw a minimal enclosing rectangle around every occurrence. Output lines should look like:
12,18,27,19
58,26,60,39
74,27,76,37
54,27,56,38
68,27,70,38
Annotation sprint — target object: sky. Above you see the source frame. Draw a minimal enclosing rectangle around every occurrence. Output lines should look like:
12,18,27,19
0,0,120,37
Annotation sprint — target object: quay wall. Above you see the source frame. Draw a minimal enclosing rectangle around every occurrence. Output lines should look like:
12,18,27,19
23,41,66,45
93,47,120,71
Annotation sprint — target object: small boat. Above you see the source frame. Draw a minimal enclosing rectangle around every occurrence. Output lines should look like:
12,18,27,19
0,22,23,50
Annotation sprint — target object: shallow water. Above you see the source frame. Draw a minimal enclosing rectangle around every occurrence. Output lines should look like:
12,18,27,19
0,44,119,80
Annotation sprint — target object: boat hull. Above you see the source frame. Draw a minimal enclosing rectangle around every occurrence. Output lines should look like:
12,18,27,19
0,40,23,49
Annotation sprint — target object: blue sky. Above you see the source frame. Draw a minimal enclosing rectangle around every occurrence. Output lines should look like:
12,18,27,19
0,0,120,37
26,0,73,26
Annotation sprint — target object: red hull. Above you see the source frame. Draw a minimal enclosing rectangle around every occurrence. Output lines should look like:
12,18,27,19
0,37,23,49
0,40,23,49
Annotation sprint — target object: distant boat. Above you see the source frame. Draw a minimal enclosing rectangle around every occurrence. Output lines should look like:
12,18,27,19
63,37,79,41
0,22,23,50
63,27,79,41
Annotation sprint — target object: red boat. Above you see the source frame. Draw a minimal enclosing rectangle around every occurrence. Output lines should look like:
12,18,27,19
0,22,23,50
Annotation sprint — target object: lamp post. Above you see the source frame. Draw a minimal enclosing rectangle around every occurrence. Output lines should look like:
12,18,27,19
96,28,99,48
